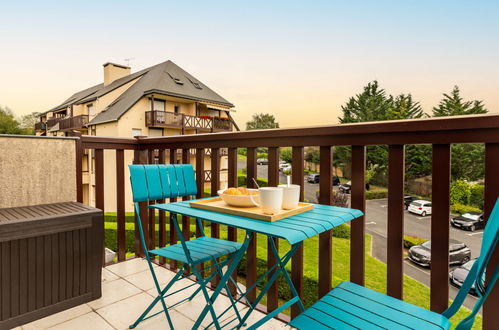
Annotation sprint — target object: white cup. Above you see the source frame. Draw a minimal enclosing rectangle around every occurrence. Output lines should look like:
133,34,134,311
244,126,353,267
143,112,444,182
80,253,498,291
250,187,283,215
278,184,301,210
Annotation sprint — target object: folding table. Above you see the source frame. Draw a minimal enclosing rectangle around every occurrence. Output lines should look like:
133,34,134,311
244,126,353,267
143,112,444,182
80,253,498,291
152,200,363,329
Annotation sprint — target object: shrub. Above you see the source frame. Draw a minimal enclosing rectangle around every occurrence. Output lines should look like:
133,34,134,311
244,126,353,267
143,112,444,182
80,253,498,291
451,203,482,215
450,180,471,205
469,184,484,210
365,189,388,200
237,175,268,188
403,235,427,249
332,224,350,238
257,152,268,160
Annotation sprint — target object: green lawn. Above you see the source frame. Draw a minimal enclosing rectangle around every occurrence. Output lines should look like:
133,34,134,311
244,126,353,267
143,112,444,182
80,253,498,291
104,215,481,329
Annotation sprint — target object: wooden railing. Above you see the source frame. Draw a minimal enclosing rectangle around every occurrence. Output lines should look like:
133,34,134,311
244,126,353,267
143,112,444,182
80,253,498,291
34,121,46,131
76,114,499,328
145,111,232,132
46,116,63,129
59,114,89,131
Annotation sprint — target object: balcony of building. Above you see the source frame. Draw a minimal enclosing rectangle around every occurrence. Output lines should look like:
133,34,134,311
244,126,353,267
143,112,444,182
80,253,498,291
58,114,89,131
145,111,233,132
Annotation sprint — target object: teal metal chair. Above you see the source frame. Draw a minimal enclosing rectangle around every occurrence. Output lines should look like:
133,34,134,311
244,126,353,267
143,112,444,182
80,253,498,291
128,164,245,329
290,198,499,330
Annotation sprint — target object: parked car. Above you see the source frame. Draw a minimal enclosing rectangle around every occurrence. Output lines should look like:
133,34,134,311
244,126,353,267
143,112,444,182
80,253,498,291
281,164,292,172
307,174,320,183
404,196,418,210
449,259,484,296
451,212,485,231
408,239,471,267
339,181,351,194
257,158,268,165
408,200,432,216
279,162,290,171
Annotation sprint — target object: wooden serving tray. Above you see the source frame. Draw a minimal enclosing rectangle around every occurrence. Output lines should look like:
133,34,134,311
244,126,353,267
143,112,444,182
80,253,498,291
189,197,314,222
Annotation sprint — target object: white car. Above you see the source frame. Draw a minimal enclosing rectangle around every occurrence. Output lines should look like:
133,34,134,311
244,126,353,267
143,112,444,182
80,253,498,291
279,162,290,170
408,200,432,216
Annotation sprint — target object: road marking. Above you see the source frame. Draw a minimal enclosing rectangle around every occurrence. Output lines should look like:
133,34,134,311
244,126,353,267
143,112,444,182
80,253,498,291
467,232,483,236
380,205,387,208
366,221,376,225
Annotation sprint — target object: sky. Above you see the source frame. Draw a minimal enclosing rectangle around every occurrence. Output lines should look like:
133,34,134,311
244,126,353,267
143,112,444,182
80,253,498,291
0,0,498,128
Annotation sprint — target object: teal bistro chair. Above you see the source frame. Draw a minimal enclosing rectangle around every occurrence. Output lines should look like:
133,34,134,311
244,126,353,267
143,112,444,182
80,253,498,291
290,198,499,330
128,164,246,329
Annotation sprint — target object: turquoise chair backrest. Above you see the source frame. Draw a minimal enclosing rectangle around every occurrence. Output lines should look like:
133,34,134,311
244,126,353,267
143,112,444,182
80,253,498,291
129,164,197,202
444,197,499,329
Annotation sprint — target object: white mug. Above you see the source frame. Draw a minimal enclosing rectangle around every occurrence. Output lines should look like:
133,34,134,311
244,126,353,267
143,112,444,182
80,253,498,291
278,184,300,210
250,187,283,215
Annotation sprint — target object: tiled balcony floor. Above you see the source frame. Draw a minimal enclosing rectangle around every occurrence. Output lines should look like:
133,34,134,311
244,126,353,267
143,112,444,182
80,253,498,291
20,258,289,330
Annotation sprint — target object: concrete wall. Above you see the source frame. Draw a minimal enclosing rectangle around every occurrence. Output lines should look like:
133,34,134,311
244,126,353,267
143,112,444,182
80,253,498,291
0,135,76,208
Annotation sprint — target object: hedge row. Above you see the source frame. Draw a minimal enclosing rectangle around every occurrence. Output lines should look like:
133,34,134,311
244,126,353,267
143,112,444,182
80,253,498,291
403,235,427,249
451,203,482,215
365,189,388,200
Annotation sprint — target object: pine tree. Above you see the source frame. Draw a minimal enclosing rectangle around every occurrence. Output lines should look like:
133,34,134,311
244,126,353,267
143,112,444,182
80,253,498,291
432,86,487,116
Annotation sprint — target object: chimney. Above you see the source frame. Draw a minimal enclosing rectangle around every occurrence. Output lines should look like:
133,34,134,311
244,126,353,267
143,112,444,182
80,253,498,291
103,62,130,86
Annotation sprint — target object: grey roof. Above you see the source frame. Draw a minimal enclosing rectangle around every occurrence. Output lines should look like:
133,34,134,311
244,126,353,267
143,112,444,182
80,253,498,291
43,60,234,126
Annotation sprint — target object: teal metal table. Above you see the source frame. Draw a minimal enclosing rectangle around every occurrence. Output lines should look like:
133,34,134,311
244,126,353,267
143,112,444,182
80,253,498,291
152,200,363,329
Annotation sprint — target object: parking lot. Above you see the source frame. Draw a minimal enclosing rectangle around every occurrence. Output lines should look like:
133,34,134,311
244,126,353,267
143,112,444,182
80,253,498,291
239,162,483,310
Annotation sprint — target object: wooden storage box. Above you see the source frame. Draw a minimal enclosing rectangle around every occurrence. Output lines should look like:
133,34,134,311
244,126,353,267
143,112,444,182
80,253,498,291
0,202,103,329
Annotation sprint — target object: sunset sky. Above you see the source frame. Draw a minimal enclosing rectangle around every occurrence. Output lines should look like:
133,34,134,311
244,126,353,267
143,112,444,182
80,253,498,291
0,1,498,128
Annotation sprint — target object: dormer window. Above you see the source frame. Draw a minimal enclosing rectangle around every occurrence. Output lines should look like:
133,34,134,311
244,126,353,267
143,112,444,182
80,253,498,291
167,72,184,85
187,77,202,89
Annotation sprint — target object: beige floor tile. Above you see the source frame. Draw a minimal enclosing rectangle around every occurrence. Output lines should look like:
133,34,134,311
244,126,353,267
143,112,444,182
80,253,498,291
96,292,163,329
139,309,194,330
105,258,153,277
22,304,92,330
47,312,114,330
175,289,246,328
102,267,120,283
88,278,141,310
124,267,175,291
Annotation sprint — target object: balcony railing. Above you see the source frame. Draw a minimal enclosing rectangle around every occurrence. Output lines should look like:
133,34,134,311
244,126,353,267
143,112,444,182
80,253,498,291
145,111,232,132
58,114,89,131
46,116,63,128
34,121,46,131
76,114,499,328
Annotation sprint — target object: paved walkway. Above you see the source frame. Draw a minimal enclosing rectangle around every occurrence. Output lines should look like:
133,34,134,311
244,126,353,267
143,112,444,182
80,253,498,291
19,258,289,330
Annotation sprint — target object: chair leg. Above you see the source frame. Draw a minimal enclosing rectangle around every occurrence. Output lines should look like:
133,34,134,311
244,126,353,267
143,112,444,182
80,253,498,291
129,262,185,329
212,257,244,325
191,266,223,330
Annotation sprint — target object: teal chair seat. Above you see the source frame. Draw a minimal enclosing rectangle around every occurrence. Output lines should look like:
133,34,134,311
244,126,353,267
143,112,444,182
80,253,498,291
149,236,243,264
289,197,499,330
290,281,451,329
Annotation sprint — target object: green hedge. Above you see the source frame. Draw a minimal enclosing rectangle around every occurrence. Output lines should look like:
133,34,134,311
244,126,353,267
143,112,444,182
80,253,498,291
365,189,388,200
451,203,482,215
237,175,268,188
403,235,427,249
332,224,350,239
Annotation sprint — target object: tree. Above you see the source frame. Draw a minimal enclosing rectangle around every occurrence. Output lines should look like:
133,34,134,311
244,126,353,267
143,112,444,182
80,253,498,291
0,106,23,134
246,113,279,130
432,86,487,117
19,112,40,135
305,147,320,164
433,86,488,181
280,147,292,163
336,81,428,181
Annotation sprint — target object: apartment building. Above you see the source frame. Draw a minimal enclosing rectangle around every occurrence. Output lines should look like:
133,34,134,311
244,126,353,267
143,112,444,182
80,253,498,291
36,60,237,211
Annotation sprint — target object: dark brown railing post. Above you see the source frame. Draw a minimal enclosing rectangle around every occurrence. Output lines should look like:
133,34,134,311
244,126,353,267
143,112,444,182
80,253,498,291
116,149,126,262
430,144,451,313
246,147,258,302
94,148,105,265
74,136,83,203
267,147,280,312
387,145,405,299
227,147,238,295
210,148,221,287
350,145,366,286
291,146,304,319
483,143,499,330
318,146,332,298
158,149,167,265
133,142,149,257
169,148,178,270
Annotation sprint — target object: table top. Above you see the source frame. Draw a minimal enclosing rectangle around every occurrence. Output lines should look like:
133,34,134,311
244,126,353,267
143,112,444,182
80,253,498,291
152,201,363,245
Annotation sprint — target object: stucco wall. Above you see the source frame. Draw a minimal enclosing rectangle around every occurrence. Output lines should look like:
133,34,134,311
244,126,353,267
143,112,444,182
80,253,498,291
0,135,77,208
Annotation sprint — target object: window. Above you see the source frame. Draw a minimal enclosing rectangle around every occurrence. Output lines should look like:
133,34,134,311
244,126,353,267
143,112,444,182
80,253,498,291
132,128,142,137
87,104,94,116
187,77,202,89
148,128,163,137
152,99,166,111
174,104,181,114
167,72,184,85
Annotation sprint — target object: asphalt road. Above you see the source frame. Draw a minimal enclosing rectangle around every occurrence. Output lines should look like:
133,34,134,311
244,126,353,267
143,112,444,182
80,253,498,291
238,162,482,310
